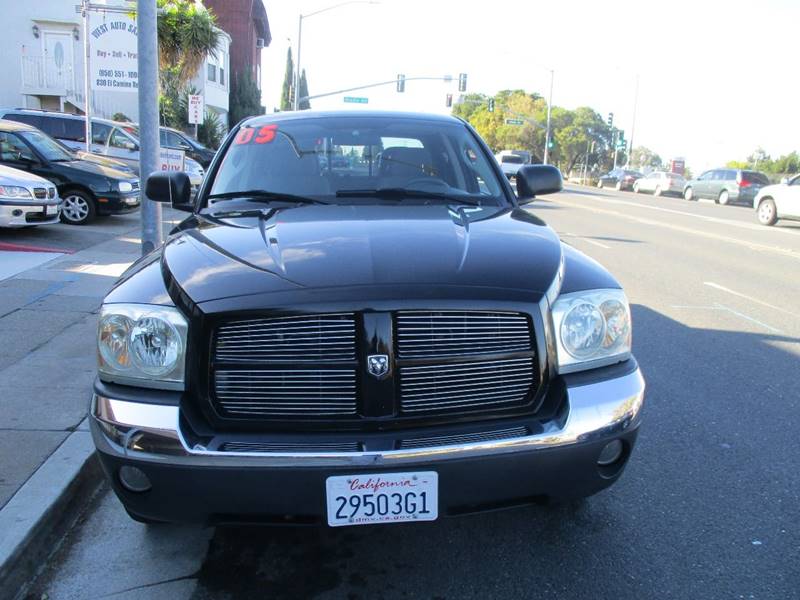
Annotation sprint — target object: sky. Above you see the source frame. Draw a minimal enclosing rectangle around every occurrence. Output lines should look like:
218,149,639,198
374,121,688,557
260,0,799,172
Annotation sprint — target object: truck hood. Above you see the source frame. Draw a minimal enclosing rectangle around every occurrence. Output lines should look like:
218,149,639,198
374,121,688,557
161,204,563,304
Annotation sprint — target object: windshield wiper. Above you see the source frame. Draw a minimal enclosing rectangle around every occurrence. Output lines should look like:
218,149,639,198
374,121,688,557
335,188,482,206
207,190,329,205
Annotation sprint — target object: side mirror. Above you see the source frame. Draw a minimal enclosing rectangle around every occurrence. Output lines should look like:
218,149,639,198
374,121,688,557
780,177,789,185
145,171,193,212
516,165,563,203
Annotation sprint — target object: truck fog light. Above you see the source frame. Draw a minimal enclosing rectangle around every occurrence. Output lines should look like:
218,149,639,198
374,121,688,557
119,465,152,493
597,440,624,466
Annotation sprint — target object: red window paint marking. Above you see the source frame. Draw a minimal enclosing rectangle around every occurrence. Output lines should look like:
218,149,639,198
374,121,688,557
0,242,74,254
234,128,255,145
254,125,278,144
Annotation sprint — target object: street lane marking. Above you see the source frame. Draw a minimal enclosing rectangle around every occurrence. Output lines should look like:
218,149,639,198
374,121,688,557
559,232,610,249
714,303,784,334
704,281,800,320
670,303,784,334
544,198,800,261
560,191,800,238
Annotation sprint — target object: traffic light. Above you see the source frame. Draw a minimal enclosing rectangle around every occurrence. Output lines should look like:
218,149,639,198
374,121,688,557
396,74,405,93
607,112,614,128
458,73,467,92
446,93,453,108
487,98,495,112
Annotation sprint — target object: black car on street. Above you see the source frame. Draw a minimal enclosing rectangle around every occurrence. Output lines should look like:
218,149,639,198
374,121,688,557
91,111,645,526
598,168,644,191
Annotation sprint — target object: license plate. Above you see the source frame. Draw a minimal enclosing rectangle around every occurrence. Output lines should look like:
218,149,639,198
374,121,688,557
326,471,438,527
46,205,58,215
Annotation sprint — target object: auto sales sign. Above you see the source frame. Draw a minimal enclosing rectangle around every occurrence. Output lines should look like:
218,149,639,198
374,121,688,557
90,12,138,92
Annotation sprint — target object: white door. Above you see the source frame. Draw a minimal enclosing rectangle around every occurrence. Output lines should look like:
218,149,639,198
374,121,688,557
42,32,74,92
778,176,800,218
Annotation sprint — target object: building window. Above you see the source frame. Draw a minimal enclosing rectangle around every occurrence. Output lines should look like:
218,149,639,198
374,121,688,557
207,63,217,83
219,67,225,86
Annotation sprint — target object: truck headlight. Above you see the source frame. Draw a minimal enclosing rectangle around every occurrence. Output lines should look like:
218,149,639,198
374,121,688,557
118,181,134,193
98,304,187,390
551,289,631,373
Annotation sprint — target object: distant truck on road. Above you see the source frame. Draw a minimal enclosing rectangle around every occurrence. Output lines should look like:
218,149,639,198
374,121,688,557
495,149,532,179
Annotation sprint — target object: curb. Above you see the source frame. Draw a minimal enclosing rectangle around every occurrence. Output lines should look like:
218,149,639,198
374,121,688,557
0,428,102,600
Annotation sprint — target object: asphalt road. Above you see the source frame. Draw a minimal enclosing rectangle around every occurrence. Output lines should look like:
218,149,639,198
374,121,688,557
25,186,800,599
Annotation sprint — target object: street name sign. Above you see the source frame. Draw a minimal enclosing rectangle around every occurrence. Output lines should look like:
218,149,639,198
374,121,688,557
505,118,524,125
343,96,369,104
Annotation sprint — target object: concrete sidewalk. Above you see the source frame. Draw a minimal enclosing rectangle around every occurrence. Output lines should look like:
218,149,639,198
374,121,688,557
0,211,180,597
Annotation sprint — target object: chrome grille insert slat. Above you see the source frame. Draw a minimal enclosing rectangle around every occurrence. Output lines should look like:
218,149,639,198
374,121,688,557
215,313,356,363
220,441,362,453
399,356,534,415
399,426,530,448
397,311,532,360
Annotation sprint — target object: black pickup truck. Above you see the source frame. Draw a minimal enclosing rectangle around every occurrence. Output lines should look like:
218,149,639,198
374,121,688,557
91,110,645,526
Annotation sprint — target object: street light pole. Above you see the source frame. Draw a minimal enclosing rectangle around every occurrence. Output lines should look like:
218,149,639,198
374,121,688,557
294,1,378,112
543,69,554,165
137,0,162,255
294,15,303,111
627,74,639,167
81,1,91,153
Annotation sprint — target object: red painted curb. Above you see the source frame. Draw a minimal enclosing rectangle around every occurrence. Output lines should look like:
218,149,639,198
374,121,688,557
0,242,74,254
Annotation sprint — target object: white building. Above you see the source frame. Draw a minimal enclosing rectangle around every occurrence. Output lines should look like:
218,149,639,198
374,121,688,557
189,30,231,129
1,1,230,128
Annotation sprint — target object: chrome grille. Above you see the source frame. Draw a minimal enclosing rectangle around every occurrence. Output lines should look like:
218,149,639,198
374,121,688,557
399,426,530,449
131,180,140,191
396,311,532,359
399,358,535,414
220,440,361,453
215,313,355,363
47,187,56,199
33,187,47,199
214,369,357,416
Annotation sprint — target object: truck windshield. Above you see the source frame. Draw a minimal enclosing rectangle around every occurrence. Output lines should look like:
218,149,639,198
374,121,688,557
208,116,506,206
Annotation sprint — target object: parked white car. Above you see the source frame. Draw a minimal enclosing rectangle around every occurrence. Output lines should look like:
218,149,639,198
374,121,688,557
632,171,686,196
753,174,800,226
0,164,60,227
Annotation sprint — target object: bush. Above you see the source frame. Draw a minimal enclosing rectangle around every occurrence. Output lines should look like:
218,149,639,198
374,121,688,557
230,69,264,127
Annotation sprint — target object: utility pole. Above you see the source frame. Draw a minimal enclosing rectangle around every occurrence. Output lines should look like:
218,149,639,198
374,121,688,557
137,0,162,254
81,1,91,152
294,14,302,111
543,69,554,165
627,74,639,167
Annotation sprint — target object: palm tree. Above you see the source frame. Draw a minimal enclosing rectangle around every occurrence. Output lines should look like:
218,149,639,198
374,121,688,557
157,0,220,88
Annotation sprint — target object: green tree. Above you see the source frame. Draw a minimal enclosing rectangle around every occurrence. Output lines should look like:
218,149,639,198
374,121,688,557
280,48,295,111
156,0,220,88
298,69,311,110
630,146,663,170
230,69,264,126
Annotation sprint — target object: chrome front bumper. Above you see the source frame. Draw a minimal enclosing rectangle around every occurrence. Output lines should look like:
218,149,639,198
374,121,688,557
91,367,645,468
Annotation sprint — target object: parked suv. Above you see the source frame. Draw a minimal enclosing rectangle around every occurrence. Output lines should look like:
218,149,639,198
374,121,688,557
683,168,769,205
0,120,139,224
91,110,645,526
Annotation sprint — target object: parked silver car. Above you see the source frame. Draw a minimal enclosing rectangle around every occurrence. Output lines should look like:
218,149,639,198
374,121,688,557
0,164,60,227
632,171,686,196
